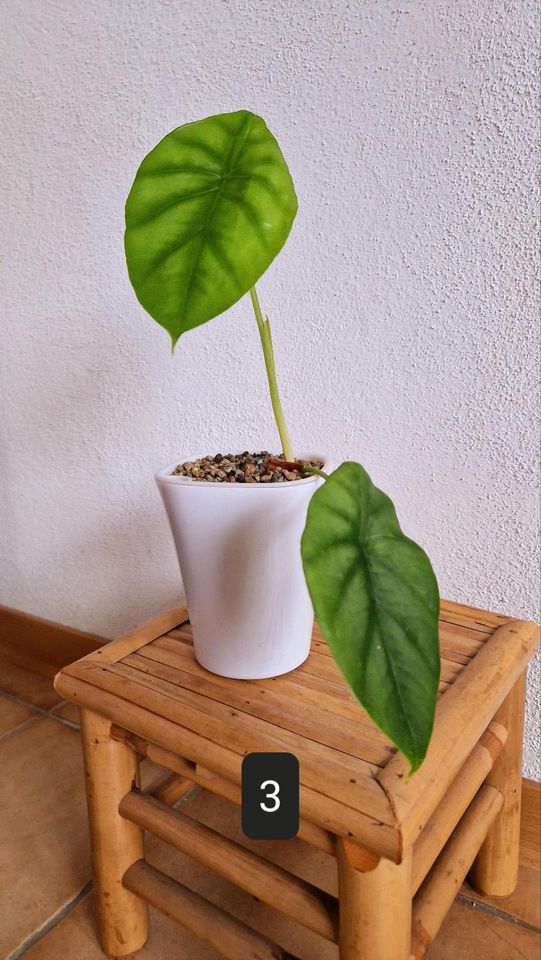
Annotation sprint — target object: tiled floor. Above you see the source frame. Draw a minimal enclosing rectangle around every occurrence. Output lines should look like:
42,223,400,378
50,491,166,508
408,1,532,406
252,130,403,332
0,659,539,960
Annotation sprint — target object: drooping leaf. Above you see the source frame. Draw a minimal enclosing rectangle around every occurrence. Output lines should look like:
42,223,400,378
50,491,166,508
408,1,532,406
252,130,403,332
124,110,297,346
301,462,440,771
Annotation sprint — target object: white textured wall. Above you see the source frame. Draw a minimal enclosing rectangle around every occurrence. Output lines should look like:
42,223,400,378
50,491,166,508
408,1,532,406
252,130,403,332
1,1,539,777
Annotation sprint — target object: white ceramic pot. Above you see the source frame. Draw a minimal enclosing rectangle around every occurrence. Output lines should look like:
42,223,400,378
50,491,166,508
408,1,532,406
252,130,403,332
155,454,326,679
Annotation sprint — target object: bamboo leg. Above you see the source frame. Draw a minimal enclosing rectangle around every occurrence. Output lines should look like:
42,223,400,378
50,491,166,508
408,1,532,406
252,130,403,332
337,839,411,960
80,710,148,956
470,672,526,897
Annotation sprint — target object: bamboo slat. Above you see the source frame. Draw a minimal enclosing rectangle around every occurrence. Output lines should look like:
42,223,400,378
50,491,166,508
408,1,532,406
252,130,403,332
122,860,298,960
155,633,448,721
125,650,393,764
410,784,504,960
439,599,510,631
377,618,539,851
437,624,487,649
111,729,335,854
411,721,507,893
135,641,388,740
164,624,476,698
76,604,188,666
177,616,488,654
158,634,381,719
55,673,400,858
437,646,470,667
119,790,338,941
67,658,388,816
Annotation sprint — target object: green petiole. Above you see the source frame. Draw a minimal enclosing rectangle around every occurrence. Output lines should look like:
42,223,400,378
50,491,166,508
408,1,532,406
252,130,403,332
249,285,294,462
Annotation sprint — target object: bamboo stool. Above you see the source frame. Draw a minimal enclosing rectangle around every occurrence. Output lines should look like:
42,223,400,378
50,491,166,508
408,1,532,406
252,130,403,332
55,600,539,960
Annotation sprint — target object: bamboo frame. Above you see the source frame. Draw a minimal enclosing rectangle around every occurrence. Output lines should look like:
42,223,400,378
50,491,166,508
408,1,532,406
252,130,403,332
411,720,507,893
119,789,338,941
53,601,539,960
68,657,386,812
55,672,399,858
378,618,539,852
110,726,336,854
122,860,299,960
411,784,504,959
470,672,527,896
79,710,148,956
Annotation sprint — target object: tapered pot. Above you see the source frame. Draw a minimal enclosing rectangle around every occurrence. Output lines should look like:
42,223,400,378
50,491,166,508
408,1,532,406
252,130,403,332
155,454,326,679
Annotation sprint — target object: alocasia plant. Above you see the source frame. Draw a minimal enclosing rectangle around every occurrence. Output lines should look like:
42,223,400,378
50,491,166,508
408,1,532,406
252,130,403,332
125,109,440,770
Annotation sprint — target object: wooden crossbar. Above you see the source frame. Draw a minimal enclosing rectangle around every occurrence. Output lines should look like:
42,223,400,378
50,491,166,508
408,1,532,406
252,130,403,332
119,790,338,941
411,720,507,893
122,859,300,960
111,724,336,855
145,769,194,806
410,783,504,959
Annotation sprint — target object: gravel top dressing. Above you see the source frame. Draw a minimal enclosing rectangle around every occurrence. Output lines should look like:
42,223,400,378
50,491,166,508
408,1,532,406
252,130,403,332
172,452,322,483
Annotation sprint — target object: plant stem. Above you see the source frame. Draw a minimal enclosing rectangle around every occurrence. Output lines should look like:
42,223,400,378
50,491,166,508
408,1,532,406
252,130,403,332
302,466,329,480
249,285,294,461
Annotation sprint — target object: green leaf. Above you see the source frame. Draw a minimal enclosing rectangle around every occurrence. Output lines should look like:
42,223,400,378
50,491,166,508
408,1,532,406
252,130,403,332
124,110,297,346
301,462,440,771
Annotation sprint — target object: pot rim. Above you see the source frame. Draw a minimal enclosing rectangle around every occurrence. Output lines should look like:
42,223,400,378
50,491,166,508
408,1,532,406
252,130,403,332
155,452,328,489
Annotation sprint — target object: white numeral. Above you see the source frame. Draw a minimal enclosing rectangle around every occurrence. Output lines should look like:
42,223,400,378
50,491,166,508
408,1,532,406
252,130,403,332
260,779,280,813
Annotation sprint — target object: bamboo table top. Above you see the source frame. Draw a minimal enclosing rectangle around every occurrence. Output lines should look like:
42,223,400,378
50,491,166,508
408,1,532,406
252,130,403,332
55,599,539,862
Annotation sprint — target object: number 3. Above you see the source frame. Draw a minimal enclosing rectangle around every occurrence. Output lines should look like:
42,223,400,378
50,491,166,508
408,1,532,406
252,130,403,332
260,779,280,813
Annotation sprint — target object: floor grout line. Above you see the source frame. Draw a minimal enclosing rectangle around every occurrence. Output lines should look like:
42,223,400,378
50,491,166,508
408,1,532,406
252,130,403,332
173,784,201,809
457,893,541,934
0,689,49,715
6,881,94,960
48,713,81,731
0,688,81,732
0,716,42,745
8,790,200,958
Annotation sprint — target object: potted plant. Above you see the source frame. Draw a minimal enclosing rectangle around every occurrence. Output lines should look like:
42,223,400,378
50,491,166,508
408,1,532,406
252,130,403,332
124,110,440,771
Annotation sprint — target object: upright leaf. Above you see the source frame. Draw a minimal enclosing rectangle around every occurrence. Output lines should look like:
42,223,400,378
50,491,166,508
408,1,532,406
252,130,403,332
301,462,440,770
125,110,297,346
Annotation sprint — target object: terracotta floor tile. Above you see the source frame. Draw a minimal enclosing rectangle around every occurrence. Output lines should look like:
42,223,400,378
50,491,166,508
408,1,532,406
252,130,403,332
461,865,541,929
21,890,220,959
0,693,38,736
0,656,61,709
20,890,541,960
0,718,92,958
428,898,540,958
51,701,80,726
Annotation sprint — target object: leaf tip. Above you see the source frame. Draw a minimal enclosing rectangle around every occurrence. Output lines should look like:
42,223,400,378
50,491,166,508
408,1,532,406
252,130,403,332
406,754,424,776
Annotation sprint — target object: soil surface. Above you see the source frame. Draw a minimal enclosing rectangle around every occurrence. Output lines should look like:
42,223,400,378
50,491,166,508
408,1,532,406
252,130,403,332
172,452,322,483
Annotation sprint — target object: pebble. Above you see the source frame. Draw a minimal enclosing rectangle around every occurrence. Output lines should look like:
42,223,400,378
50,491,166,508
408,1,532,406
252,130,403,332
171,452,322,484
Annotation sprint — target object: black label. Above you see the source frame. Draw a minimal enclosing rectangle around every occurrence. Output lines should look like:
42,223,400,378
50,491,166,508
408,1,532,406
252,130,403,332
241,752,299,840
